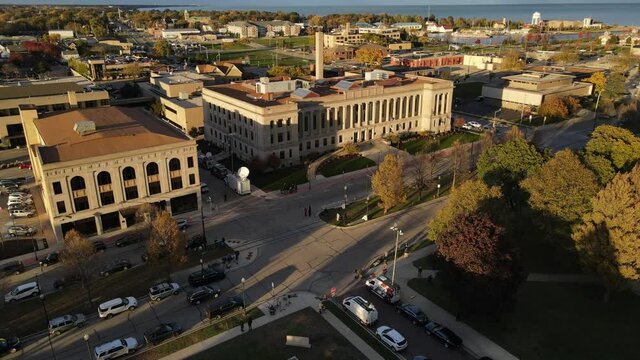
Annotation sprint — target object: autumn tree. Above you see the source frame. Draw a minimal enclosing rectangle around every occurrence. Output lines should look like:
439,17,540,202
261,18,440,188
538,97,569,119
504,125,524,142
355,47,385,67
408,150,439,200
60,229,96,306
152,38,173,58
521,150,599,235
477,138,544,205
136,202,160,240
147,210,187,274
583,125,640,184
500,50,525,71
551,47,579,64
122,63,142,79
572,165,640,301
437,212,526,315
267,65,308,78
428,179,505,242
371,154,406,214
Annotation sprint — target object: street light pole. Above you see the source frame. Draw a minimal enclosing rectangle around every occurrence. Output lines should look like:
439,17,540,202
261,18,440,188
241,277,246,310
199,258,204,273
389,223,403,286
39,295,57,360
200,200,206,242
83,334,92,359
437,183,441,197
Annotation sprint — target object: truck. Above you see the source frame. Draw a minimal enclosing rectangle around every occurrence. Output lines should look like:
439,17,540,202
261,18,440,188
342,296,378,326
225,173,251,195
364,275,401,304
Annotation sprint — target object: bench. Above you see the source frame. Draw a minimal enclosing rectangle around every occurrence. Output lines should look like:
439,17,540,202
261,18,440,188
285,335,311,348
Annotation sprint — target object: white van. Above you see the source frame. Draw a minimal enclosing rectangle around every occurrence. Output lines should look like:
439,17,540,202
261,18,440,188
342,296,378,326
364,275,401,304
5,282,40,303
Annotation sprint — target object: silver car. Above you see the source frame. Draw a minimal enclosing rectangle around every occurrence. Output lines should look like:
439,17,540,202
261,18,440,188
48,314,86,335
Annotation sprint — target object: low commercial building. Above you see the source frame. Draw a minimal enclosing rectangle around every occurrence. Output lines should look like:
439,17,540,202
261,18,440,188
98,39,134,55
86,58,158,81
463,54,503,71
425,22,453,33
20,106,201,240
202,73,453,167
48,30,75,39
149,72,209,98
481,72,593,111
392,23,423,31
160,96,204,134
0,81,109,147
390,54,464,68
161,28,201,39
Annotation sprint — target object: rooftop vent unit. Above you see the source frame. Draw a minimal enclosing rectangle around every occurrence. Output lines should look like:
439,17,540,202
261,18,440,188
73,120,96,136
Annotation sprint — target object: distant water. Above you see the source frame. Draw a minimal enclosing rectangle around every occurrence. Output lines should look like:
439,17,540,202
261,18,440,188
148,3,640,26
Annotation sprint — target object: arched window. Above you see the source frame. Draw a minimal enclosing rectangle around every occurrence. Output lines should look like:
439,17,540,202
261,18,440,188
70,176,89,211
122,166,138,200
169,158,183,190
146,162,161,195
97,171,114,206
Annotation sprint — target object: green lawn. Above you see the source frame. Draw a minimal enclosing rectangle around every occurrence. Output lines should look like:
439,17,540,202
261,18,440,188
1,247,232,337
324,301,397,360
253,36,314,48
318,156,375,178
408,278,640,360
134,308,263,360
209,42,252,50
187,307,365,360
453,82,484,99
399,132,480,155
217,50,308,67
249,165,308,192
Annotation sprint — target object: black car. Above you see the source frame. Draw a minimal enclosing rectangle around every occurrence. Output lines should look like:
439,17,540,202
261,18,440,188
188,267,225,286
396,303,429,326
206,296,243,319
186,235,207,251
143,322,182,345
187,285,221,305
0,336,21,355
93,241,107,253
141,248,169,262
2,261,24,276
39,252,59,267
53,274,80,290
100,259,132,277
424,321,463,348
115,233,142,247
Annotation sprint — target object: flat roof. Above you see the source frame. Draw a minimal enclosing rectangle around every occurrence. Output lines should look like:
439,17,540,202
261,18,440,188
503,72,575,84
34,107,190,164
0,82,83,101
164,96,203,109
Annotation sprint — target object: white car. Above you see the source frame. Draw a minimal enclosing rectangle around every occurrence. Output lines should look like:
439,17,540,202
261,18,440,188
94,337,139,359
7,198,33,206
461,123,474,130
98,297,138,319
4,282,40,303
467,121,482,129
376,326,408,352
8,192,31,201
175,219,188,230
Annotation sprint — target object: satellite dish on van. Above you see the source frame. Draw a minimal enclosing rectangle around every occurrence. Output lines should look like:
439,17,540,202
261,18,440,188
237,167,250,179
206,152,212,158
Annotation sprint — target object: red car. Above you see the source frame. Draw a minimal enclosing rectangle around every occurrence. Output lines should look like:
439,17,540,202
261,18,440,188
18,161,31,170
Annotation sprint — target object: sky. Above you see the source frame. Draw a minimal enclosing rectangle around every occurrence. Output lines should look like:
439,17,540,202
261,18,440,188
3,0,640,5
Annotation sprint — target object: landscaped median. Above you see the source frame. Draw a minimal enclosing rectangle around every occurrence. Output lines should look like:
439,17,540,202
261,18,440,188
318,155,375,178
398,132,480,155
130,307,264,360
324,300,399,360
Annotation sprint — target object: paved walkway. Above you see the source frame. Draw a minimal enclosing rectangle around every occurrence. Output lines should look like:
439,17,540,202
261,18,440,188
159,291,383,360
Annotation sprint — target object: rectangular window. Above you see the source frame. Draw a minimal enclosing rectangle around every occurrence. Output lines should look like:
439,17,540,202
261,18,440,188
279,151,285,159
187,157,194,168
52,181,63,195
306,141,311,150
286,118,291,126
277,133,283,143
323,138,327,146
289,149,292,158
149,182,161,195
270,134,274,144
287,131,291,141
277,119,283,128
331,136,335,144
125,186,139,200
56,201,66,214
315,139,319,148
189,174,196,185
339,135,343,143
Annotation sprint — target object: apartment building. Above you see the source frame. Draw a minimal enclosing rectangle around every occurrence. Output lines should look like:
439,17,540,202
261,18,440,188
202,73,453,167
226,22,259,39
0,82,109,147
324,23,401,48
20,106,200,240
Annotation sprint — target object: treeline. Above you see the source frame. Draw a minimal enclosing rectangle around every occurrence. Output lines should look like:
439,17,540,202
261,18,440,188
0,6,111,36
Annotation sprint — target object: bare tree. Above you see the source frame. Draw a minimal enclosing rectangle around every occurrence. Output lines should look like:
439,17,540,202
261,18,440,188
505,126,524,142
409,150,441,200
60,229,95,306
451,140,469,190
147,210,187,275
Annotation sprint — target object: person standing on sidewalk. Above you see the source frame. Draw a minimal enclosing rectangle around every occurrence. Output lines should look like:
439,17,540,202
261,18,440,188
308,205,312,217
418,266,423,278
248,317,253,330
240,321,245,332
304,207,308,217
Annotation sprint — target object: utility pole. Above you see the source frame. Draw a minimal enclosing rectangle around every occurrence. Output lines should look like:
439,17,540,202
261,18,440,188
390,223,403,285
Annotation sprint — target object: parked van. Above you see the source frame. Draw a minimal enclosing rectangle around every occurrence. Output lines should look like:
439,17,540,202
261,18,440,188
364,275,401,304
4,282,40,303
342,296,378,326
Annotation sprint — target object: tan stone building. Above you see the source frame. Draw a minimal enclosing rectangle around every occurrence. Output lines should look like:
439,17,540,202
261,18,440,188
20,106,201,240
202,73,453,167
160,96,204,134
149,72,207,98
0,82,109,147
226,22,259,39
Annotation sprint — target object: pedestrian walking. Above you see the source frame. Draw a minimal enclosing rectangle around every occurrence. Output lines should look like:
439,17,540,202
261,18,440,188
304,207,308,216
235,250,240,263
354,268,359,279
418,266,423,278
248,317,253,330
308,205,312,217
224,194,227,202
240,321,245,332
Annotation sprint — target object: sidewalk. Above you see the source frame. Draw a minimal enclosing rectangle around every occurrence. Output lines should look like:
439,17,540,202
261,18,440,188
159,291,383,360
393,245,519,360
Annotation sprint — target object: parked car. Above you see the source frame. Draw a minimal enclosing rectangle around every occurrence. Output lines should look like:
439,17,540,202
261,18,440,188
200,182,209,194
7,225,36,237
53,274,80,290
461,123,474,130
206,296,243,319
141,248,168,262
100,259,132,277
7,197,33,205
143,322,182,345
17,161,32,170
376,326,408,352
188,267,225,286
93,241,107,253
0,336,21,355
48,314,86,335
342,296,378,326
7,203,33,212
187,286,221,305
396,303,429,326
40,252,59,267
98,297,138,319
210,164,228,179
424,321,463,348
186,235,207,250
8,192,31,200
148,282,180,302
2,261,24,276
176,219,188,230
94,337,139,359
9,208,35,218
467,121,482,129
0,179,18,187
114,233,142,247
4,282,40,303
